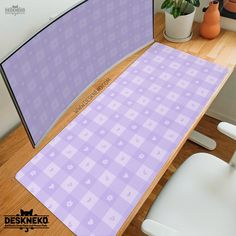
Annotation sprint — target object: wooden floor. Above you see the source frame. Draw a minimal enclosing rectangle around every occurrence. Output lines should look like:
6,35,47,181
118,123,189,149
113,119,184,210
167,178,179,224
123,115,235,236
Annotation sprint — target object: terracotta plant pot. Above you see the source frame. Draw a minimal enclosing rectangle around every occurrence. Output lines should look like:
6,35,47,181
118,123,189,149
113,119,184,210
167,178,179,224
224,0,236,13
200,1,221,39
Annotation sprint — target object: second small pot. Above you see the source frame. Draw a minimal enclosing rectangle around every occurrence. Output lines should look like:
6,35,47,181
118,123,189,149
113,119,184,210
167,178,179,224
200,1,221,39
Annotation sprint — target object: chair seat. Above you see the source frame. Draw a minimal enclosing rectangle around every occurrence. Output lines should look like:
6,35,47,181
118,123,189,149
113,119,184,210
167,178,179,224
145,153,236,236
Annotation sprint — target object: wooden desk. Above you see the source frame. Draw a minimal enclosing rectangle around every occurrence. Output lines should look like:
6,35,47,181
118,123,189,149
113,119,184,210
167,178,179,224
0,13,235,236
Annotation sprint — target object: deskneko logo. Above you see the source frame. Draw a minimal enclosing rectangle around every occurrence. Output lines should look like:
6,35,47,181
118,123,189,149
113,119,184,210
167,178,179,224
5,5,25,16
4,209,49,232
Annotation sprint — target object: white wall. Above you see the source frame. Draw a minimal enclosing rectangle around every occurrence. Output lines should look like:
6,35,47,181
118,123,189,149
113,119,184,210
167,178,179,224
0,0,83,138
0,0,235,139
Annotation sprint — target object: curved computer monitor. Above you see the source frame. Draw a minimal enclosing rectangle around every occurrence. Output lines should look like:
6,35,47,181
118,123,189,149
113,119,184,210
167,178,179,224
0,0,154,147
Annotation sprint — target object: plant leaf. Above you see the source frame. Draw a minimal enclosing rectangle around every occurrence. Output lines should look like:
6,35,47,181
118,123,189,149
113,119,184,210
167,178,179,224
172,6,181,18
161,0,171,9
193,0,200,7
185,0,200,7
166,0,174,9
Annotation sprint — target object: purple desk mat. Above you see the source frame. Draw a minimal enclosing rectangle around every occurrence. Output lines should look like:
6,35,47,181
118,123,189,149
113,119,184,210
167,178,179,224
16,43,228,236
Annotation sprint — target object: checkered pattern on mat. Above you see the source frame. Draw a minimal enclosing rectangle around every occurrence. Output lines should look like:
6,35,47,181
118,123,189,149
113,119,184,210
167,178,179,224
16,43,228,236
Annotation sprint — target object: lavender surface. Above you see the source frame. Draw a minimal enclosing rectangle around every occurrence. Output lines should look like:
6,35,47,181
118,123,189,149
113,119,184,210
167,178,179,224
16,43,228,236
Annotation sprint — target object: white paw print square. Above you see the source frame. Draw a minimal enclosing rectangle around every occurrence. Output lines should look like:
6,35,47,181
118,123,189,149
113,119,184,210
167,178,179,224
132,76,144,85
175,114,190,126
143,65,155,74
166,92,179,102
93,114,108,125
148,83,161,93
164,129,179,143
43,162,60,178
120,185,138,204
130,134,145,148
62,145,78,159
115,152,131,166
107,100,121,111
79,157,96,173
44,197,59,212
28,182,41,195
98,170,116,187
176,79,190,89
169,62,181,70
111,124,126,136
102,208,122,229
186,100,200,111
31,153,44,164
124,109,138,120
205,75,217,85
153,55,164,63
196,87,209,97
186,68,198,77
159,72,171,81
155,104,169,116
143,119,157,131
64,214,80,231
78,128,93,141
120,88,133,97
61,176,78,193
137,96,150,106
151,146,167,161
80,191,98,210
136,165,153,181
96,140,111,153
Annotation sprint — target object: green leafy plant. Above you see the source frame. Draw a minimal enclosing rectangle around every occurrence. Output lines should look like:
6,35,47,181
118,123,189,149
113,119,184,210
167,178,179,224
161,0,200,18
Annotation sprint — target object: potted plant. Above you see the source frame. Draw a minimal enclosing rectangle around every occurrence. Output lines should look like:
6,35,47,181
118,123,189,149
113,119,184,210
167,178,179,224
161,0,200,42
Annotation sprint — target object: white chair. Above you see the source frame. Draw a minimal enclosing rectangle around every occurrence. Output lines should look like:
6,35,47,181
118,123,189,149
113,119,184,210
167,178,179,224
142,122,236,236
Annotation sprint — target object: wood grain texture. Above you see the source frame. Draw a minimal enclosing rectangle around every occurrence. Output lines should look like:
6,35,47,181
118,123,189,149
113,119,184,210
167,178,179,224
0,13,236,236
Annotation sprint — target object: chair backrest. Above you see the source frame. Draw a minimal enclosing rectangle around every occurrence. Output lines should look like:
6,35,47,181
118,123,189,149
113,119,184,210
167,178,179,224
217,122,236,167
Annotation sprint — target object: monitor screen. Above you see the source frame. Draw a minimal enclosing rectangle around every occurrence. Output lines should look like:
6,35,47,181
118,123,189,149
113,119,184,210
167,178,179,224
0,0,154,147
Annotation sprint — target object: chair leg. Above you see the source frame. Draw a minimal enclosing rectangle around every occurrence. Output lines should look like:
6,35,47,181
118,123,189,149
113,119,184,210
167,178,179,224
189,130,217,151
